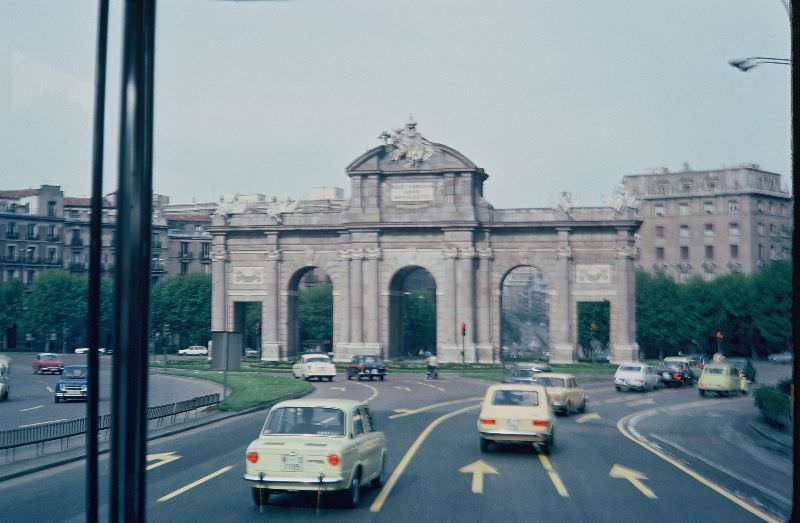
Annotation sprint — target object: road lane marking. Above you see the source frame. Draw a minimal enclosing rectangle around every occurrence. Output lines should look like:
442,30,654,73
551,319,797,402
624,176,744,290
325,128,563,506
370,403,480,512
46,386,54,393
146,452,181,471
411,381,446,392
619,409,781,523
330,386,346,391
602,397,629,404
629,398,655,406
575,412,601,423
19,405,44,412
388,397,483,419
609,464,657,498
349,380,379,403
459,460,498,494
157,466,233,502
19,418,68,428
538,455,569,497
393,386,412,392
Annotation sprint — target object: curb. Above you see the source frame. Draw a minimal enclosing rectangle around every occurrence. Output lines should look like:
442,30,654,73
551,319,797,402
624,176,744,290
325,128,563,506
749,421,793,456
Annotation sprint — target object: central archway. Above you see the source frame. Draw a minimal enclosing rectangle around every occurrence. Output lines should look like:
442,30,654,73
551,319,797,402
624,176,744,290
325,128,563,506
500,265,550,362
287,267,333,358
388,266,437,359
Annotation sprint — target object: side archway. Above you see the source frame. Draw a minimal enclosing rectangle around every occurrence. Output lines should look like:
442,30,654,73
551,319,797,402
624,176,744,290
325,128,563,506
387,266,437,359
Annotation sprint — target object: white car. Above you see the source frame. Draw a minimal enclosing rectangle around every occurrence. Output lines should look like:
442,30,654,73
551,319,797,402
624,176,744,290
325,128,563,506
614,362,660,392
178,345,209,356
292,353,337,381
74,347,90,354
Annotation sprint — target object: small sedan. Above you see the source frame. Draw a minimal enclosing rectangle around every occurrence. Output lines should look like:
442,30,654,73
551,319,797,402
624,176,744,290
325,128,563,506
292,353,337,381
657,361,694,387
32,353,64,374
346,355,387,381
725,357,756,382
698,363,748,397
177,345,208,356
244,398,387,508
532,373,587,415
614,363,659,392
477,383,555,454
55,364,88,403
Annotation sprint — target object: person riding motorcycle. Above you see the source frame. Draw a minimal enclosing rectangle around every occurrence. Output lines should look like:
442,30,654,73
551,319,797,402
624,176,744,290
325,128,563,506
426,353,439,379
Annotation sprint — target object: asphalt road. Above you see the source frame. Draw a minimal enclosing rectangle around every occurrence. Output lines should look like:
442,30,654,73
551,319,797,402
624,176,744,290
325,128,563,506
0,365,792,522
0,352,221,431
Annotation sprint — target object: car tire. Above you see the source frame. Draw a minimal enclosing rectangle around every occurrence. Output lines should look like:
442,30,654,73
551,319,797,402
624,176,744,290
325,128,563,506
565,401,573,415
380,375,385,381
347,373,353,380
480,437,490,453
54,396,60,403
699,389,706,397
371,455,386,489
615,386,621,392
343,471,361,508
251,487,270,506
579,398,587,413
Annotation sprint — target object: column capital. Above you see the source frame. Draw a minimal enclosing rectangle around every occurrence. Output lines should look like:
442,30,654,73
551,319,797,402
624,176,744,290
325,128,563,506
350,248,365,261
365,248,383,261
555,245,572,260
265,249,282,262
459,246,477,259
477,247,494,260
615,244,636,259
338,249,352,261
442,247,459,259
210,250,228,262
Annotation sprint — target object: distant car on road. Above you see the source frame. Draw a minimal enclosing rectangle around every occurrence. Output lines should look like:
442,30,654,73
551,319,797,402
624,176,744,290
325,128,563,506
292,352,337,381
698,363,748,397
346,355,387,381
725,357,756,382
663,355,703,379
74,347,109,355
657,360,694,387
177,346,208,356
531,372,587,415
506,362,551,384
244,398,386,508
32,353,64,374
768,351,793,364
477,383,555,454
243,347,260,358
55,364,88,403
614,363,659,392
0,355,10,401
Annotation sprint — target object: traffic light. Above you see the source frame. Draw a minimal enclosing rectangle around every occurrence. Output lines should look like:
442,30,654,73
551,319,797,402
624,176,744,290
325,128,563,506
460,322,467,337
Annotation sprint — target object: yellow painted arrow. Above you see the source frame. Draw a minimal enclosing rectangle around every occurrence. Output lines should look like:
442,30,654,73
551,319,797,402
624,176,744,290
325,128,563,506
630,398,655,406
576,412,601,424
393,386,412,392
459,460,498,494
147,452,181,471
330,386,346,391
609,464,657,498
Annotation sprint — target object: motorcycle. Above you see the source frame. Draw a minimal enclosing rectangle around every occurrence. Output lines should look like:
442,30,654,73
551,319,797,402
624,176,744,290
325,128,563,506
426,365,439,380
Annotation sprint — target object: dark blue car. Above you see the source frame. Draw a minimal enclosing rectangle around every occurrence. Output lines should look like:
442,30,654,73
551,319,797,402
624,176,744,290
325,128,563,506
55,364,88,403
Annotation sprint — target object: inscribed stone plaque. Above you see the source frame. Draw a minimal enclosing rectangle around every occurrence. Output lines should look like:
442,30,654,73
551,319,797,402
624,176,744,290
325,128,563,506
233,267,264,285
390,182,435,202
575,264,611,284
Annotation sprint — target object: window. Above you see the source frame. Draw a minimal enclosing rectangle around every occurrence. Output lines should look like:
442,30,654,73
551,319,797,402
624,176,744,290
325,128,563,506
655,247,664,260
27,223,37,239
681,182,693,192
655,225,664,238
7,245,16,259
180,262,188,275
680,246,689,260
352,414,364,436
26,246,36,262
6,222,17,238
201,243,210,257
679,203,689,215
730,245,739,259
756,200,765,213
358,406,374,432
704,223,714,237
654,204,665,217
769,223,775,234
703,201,714,214
729,222,739,236
769,202,774,214
705,246,714,259
728,200,739,213
26,270,35,285
655,183,668,194
757,223,765,235
180,242,189,256
679,225,690,238
47,201,56,217
758,244,764,259
48,224,57,239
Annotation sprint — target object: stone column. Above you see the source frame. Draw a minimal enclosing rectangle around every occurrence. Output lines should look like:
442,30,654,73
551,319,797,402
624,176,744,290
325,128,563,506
549,228,575,363
210,238,227,332
364,248,382,353
438,247,459,362
476,247,494,362
457,247,477,363
611,229,639,362
261,250,281,361
334,250,351,358
350,248,364,347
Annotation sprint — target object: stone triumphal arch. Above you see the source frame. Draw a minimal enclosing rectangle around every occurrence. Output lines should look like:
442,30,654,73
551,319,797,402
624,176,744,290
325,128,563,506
209,121,641,363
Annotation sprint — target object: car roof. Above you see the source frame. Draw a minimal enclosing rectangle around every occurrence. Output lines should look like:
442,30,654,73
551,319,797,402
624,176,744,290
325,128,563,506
485,383,547,393
533,372,575,380
272,398,364,410
704,362,734,369
63,364,88,369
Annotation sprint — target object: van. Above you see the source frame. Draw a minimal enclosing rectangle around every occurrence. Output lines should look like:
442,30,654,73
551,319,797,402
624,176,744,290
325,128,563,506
0,355,10,401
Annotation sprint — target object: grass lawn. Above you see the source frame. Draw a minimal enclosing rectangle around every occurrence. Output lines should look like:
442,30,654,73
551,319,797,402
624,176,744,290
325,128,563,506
156,367,310,411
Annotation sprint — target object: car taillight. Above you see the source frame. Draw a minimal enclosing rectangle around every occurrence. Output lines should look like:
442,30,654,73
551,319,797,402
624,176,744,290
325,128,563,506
673,373,680,379
480,418,496,425
247,452,259,463
327,454,340,466
533,420,550,426
552,395,562,401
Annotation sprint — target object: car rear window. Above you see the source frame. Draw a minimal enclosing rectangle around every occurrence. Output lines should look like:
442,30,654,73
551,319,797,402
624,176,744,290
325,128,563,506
263,407,345,436
537,377,565,387
63,367,87,378
491,389,539,406
705,367,724,375
619,365,641,372
510,369,534,378
306,356,330,363
363,356,380,363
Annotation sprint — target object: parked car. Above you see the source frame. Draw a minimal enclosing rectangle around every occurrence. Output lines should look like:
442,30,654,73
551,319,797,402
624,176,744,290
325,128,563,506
725,357,757,382
55,364,89,403
177,345,208,356
244,398,386,508
698,363,748,397
657,360,694,387
614,363,659,392
506,362,551,384
477,383,555,454
292,352,337,381
768,351,793,364
346,355,387,381
32,353,64,375
663,355,703,379
532,372,587,415
74,347,109,355
0,355,10,401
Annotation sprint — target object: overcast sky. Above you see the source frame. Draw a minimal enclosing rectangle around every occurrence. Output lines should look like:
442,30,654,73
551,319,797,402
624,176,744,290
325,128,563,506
0,1,792,209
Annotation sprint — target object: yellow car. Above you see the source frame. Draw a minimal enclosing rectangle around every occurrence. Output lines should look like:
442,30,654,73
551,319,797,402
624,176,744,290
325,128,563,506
532,372,587,415
698,363,748,397
244,398,386,508
477,383,555,454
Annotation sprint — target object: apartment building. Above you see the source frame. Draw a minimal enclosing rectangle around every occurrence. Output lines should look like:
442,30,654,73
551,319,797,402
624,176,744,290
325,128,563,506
622,164,793,281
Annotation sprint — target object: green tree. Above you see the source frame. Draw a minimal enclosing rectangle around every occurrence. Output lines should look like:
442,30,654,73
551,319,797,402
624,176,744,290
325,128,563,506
0,278,25,348
749,260,792,355
298,282,333,346
402,291,436,354
635,270,686,359
22,270,87,352
577,301,609,357
150,273,211,350
711,272,756,357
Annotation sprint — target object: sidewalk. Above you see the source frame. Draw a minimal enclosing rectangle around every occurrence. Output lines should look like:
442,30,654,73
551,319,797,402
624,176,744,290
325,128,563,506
749,417,793,457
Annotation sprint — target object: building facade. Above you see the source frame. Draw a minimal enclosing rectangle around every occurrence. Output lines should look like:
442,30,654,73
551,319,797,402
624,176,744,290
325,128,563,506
623,165,792,281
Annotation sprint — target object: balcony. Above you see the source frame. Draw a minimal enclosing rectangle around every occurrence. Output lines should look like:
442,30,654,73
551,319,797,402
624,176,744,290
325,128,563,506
1,255,20,264
179,251,194,261
70,238,84,248
5,232,20,240
48,234,61,242
27,234,40,241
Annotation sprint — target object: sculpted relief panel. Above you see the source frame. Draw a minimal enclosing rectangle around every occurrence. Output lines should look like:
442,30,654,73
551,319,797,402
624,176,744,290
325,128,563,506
575,264,612,284
233,266,264,285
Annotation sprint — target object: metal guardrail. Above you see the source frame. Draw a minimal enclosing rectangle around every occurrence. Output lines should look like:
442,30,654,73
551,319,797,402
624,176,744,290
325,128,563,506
0,393,219,452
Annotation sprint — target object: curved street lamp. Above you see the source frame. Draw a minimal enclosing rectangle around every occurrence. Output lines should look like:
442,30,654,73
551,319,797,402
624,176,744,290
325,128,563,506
728,57,791,72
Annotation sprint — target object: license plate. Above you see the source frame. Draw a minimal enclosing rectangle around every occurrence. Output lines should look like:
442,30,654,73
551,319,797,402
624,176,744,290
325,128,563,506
282,455,303,472
371,369,377,374
662,372,670,379
507,419,519,430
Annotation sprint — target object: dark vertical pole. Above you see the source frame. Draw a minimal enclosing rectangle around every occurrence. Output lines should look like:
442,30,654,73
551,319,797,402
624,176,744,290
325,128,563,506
111,1,156,521
86,1,109,521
